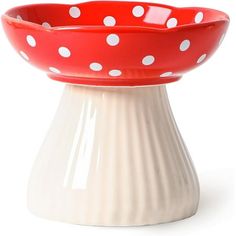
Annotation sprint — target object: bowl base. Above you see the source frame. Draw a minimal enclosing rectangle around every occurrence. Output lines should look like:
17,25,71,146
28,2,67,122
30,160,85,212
48,74,181,86
29,208,198,226
27,85,199,226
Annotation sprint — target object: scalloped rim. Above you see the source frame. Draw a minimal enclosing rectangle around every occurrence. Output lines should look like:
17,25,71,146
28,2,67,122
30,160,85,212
2,1,230,33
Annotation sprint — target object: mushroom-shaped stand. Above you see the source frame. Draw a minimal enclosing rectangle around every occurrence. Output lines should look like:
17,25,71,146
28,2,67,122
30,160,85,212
2,1,229,226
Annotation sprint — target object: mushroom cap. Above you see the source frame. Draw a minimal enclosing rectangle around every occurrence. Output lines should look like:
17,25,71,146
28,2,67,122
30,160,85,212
1,1,229,86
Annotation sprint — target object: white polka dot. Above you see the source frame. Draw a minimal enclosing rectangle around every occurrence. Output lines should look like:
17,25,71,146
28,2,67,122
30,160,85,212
69,6,81,18
90,62,103,71
49,67,61,74
132,6,145,17
103,16,116,26
160,72,173,77
219,33,225,45
16,15,22,20
106,34,120,46
109,70,122,77
42,22,51,28
167,18,178,28
195,12,204,23
197,54,207,64
19,51,29,61
26,35,36,47
180,39,191,51
142,55,155,66
58,47,71,58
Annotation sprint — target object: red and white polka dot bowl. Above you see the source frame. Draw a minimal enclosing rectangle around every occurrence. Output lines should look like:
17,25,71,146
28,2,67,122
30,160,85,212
1,1,230,226
2,1,229,86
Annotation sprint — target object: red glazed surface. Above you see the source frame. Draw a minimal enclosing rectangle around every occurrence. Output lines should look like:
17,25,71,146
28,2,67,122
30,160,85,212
1,1,229,86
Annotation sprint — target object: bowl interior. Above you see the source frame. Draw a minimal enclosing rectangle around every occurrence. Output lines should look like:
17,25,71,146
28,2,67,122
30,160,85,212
6,1,228,29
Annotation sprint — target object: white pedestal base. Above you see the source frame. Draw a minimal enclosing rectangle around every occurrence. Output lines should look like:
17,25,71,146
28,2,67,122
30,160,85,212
28,85,200,226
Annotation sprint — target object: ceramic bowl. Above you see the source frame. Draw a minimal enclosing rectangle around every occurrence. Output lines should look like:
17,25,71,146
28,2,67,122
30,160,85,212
2,1,229,86
1,1,231,226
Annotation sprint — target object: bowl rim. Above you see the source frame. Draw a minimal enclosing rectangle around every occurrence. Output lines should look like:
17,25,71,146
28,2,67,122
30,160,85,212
2,1,230,33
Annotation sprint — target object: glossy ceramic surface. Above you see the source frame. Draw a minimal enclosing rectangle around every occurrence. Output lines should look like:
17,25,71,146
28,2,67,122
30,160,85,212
28,85,199,226
2,1,229,86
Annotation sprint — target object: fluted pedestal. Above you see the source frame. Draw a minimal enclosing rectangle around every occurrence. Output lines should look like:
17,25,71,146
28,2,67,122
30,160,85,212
28,85,200,226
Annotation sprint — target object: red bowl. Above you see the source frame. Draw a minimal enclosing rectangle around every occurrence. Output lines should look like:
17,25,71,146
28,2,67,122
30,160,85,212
1,1,229,86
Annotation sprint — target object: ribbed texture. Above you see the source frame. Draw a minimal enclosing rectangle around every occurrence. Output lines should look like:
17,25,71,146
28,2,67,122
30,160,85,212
28,85,200,226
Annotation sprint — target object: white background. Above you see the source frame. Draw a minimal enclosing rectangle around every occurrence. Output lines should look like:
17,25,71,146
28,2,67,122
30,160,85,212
0,0,235,235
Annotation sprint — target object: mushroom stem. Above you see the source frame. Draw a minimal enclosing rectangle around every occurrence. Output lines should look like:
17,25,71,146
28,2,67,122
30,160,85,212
27,84,200,226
